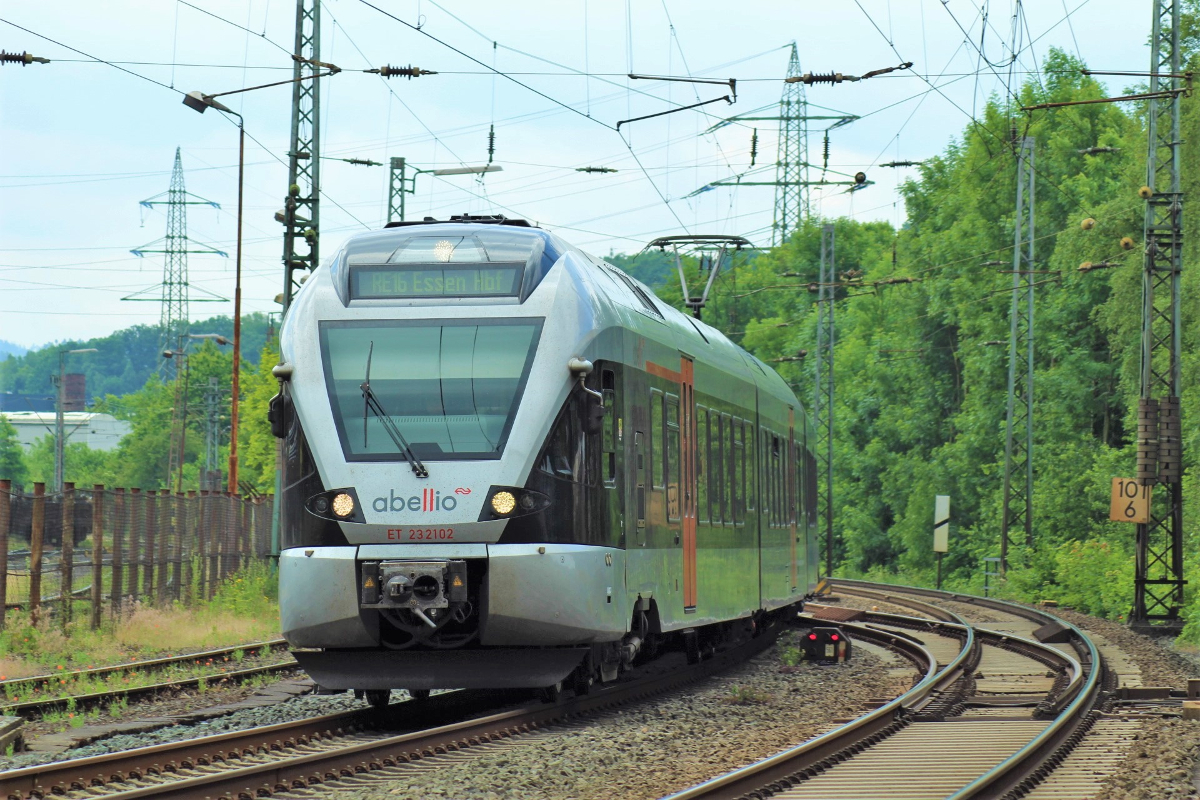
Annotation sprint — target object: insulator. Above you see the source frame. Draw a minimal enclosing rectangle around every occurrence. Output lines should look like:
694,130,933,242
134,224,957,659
1120,236,1135,250
749,129,758,167
1080,218,1095,230
376,65,434,79
1138,185,1153,199
0,50,49,66
487,124,495,165
800,71,842,85
822,134,830,170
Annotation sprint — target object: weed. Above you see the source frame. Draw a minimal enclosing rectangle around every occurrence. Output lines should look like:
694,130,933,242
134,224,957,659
780,646,803,667
197,676,208,694
723,685,771,706
5,742,14,757
232,649,245,664
106,697,128,719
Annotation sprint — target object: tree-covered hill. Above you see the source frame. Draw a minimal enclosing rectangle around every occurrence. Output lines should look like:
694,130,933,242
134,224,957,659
0,312,276,402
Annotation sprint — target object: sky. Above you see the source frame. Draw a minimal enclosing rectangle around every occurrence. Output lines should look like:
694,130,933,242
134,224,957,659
0,0,1152,349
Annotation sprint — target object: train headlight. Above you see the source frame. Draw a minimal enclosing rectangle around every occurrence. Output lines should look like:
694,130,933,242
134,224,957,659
331,492,356,518
490,491,517,516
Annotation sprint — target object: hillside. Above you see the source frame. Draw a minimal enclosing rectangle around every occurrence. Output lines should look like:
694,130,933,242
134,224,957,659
0,312,276,401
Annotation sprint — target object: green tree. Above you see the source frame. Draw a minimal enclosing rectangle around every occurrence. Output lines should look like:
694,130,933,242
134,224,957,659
0,415,28,487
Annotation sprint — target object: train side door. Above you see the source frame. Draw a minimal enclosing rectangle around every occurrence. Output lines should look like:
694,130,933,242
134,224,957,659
681,357,697,610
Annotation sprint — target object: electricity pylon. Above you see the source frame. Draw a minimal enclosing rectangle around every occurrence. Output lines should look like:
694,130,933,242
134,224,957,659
281,0,321,312
1000,136,1035,573
1133,0,1186,631
814,223,835,576
694,44,863,245
124,147,227,377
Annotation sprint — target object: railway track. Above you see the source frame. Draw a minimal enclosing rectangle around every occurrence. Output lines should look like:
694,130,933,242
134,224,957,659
0,640,296,718
665,580,1105,800
5,618,824,800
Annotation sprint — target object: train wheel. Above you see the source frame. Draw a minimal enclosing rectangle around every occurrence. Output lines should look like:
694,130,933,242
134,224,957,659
572,667,593,696
364,689,391,709
539,681,564,703
682,628,701,665
409,689,431,701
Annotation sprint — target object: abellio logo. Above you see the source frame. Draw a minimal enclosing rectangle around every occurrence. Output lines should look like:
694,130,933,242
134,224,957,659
372,487,468,514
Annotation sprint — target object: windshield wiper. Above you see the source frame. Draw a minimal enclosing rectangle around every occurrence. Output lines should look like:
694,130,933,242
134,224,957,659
360,341,429,478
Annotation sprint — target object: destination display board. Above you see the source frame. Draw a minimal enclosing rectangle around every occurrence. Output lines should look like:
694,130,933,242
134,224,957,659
350,264,523,299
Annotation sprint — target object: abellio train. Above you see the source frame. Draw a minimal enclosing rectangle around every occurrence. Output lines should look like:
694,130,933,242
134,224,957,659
272,215,820,706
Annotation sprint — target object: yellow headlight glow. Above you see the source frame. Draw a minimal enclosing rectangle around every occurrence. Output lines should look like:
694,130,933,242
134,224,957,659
331,492,355,518
490,491,516,515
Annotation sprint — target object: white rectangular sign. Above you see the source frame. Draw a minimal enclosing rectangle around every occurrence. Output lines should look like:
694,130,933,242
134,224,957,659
934,495,950,553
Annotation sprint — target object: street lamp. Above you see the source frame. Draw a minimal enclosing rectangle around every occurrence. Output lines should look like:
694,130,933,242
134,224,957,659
54,348,97,492
183,93,246,496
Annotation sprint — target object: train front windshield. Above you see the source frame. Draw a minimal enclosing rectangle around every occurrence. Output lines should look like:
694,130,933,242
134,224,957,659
320,318,542,461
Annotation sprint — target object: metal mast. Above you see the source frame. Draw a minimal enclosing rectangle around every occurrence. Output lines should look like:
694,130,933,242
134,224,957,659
125,148,226,377
388,157,407,223
1000,136,1035,573
281,0,321,312
773,43,808,245
1133,0,1185,630
814,223,835,575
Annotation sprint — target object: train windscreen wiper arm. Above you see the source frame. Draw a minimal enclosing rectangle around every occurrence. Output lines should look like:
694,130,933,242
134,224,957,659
360,341,429,478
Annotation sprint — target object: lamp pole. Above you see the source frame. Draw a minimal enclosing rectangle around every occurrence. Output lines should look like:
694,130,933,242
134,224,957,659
54,348,97,492
183,92,246,494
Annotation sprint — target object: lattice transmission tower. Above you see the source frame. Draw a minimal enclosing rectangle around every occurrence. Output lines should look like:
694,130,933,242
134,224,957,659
814,223,835,576
1133,0,1186,631
773,44,808,245
281,0,321,312
124,147,227,376
1000,136,1035,572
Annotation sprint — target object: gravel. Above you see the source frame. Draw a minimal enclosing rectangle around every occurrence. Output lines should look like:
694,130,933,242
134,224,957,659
327,635,912,800
1094,718,1200,800
1049,608,1196,689
0,684,392,772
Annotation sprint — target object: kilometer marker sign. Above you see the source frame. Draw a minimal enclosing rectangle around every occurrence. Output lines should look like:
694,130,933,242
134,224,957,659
1110,477,1151,524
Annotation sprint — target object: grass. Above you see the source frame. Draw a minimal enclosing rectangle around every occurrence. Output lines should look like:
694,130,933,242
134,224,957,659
723,685,772,706
0,563,282,704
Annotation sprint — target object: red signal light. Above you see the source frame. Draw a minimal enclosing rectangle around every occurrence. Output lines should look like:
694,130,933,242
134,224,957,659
830,634,839,641
808,633,817,640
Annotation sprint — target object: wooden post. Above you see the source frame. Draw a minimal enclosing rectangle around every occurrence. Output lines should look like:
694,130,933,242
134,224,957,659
111,489,125,616
172,492,184,602
184,490,196,601
61,482,75,628
157,489,169,604
0,479,10,631
126,489,141,601
30,482,45,624
143,490,156,602
90,485,104,629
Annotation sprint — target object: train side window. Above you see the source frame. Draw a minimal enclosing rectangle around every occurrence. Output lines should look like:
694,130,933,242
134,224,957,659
806,448,818,526
714,414,725,525
602,369,617,486
696,406,709,524
743,420,755,513
649,389,663,491
666,394,680,521
761,429,771,526
539,401,587,483
771,435,782,527
733,418,744,525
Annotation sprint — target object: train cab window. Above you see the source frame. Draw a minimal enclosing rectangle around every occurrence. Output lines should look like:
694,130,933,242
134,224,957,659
666,395,681,521
733,418,744,525
650,390,664,491
602,369,617,486
743,420,755,514
697,407,709,524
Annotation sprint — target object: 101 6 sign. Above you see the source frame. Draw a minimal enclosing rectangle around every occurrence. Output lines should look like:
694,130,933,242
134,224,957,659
1109,477,1151,524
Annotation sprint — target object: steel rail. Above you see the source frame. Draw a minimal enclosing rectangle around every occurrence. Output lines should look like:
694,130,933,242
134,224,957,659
663,614,975,800
0,659,300,717
0,639,287,692
5,624,786,800
836,579,1105,800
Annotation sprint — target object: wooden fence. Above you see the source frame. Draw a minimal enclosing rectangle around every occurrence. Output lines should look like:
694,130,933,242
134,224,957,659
0,480,273,630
